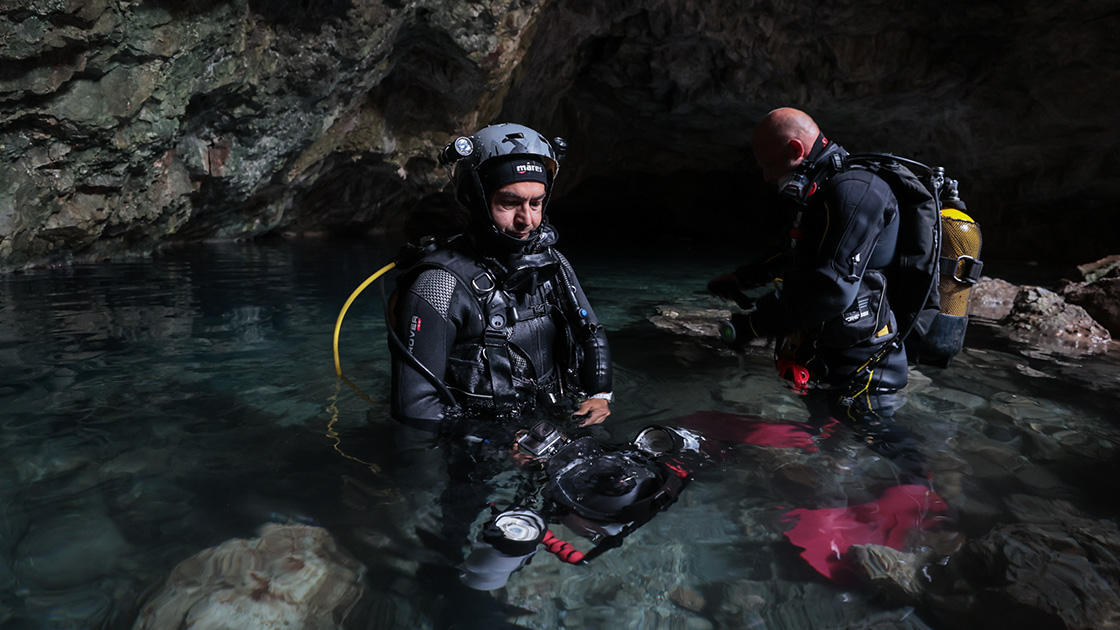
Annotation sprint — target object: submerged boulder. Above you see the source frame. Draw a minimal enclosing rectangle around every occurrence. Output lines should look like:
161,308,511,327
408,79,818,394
132,524,366,630
14,510,129,591
848,495,1120,630
926,496,1120,630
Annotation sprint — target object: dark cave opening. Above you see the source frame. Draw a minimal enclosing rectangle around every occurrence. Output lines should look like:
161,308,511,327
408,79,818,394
548,169,784,255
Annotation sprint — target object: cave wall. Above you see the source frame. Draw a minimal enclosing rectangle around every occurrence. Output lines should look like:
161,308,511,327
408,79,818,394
2,0,1117,271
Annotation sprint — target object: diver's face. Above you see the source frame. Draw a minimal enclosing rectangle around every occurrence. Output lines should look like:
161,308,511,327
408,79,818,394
489,181,545,240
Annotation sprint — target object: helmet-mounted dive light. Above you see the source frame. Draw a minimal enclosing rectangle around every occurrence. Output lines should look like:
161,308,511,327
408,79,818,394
551,137,568,163
438,136,475,166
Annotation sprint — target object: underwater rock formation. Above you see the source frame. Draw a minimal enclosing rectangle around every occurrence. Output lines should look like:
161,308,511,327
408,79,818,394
846,497,1120,630
132,523,366,630
2,0,1118,270
923,496,1120,630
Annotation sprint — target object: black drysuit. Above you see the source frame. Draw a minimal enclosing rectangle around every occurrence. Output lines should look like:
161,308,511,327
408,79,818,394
746,140,926,483
389,227,612,435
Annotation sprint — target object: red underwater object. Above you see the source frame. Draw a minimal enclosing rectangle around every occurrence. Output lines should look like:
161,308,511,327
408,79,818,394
674,410,834,452
782,484,948,581
542,530,585,564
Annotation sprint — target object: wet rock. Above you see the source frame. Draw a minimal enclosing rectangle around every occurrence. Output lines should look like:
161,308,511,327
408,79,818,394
14,510,129,590
1075,254,1120,283
998,286,1111,355
1062,277,1120,338
0,0,547,271
924,496,1120,630
648,305,732,344
669,585,707,612
969,276,1019,321
851,544,928,601
132,523,366,630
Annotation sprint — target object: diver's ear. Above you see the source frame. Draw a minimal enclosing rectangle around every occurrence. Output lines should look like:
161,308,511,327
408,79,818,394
786,138,807,162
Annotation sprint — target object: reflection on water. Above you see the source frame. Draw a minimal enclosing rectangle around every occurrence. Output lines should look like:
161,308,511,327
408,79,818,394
1,239,1119,629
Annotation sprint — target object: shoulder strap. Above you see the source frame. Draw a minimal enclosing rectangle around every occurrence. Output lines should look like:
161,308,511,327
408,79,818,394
404,242,522,409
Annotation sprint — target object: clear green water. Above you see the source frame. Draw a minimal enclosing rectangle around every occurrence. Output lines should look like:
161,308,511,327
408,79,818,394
1,238,1118,629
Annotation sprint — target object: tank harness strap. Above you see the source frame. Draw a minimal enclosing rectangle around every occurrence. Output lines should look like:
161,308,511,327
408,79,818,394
939,255,983,284
481,287,517,408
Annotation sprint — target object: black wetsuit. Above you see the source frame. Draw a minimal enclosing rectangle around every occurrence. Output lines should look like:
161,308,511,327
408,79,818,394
747,139,925,482
390,224,612,436
387,224,613,595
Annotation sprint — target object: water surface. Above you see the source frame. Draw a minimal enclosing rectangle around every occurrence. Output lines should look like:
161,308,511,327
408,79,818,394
1,238,1118,629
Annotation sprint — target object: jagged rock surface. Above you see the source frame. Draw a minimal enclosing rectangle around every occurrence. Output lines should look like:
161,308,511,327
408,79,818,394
2,0,1118,271
132,524,367,630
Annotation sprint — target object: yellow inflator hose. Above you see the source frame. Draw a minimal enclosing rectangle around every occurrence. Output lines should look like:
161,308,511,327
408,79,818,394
333,261,396,376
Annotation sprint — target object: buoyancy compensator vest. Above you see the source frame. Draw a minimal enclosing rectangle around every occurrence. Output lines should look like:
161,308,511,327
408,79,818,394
797,153,984,369
390,233,591,413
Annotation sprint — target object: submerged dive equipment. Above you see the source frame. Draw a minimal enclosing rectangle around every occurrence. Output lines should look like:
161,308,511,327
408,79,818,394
460,509,547,590
465,421,700,584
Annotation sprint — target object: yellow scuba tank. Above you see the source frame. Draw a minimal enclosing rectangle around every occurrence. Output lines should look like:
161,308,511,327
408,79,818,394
918,180,984,367
938,206,983,318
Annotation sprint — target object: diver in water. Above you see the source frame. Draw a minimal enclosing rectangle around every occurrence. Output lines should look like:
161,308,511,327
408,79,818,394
389,122,612,437
709,107,927,484
384,124,624,616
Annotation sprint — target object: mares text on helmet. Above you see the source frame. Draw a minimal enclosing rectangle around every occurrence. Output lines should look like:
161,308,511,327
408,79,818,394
515,162,544,174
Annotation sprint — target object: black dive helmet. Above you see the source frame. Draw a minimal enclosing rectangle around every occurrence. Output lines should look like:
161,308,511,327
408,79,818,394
438,123,567,252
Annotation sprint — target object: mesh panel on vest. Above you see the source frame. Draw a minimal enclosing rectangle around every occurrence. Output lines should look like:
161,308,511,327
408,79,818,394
410,268,456,319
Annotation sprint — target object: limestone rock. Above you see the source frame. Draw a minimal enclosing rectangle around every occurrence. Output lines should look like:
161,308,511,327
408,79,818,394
999,286,1111,355
968,276,1019,321
132,524,366,630
2,0,1118,269
851,544,928,601
1062,277,1120,338
1075,254,1120,283
648,305,731,342
948,523,1120,630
